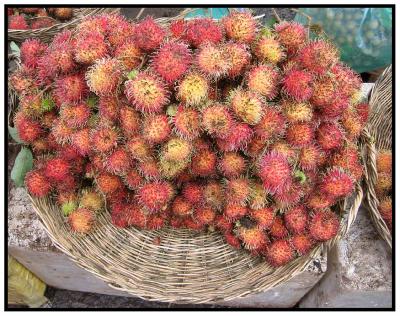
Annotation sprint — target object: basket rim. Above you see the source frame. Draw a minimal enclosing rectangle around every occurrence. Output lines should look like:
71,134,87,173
361,65,392,249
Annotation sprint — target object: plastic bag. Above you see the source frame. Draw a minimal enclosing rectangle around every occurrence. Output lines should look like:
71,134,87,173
295,8,392,73
184,8,230,20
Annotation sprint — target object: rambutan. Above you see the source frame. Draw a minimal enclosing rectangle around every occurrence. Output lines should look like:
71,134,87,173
172,105,201,140
250,207,275,230
218,152,246,178
74,30,109,64
104,148,131,175
69,208,95,234
248,181,268,209
202,104,234,138
266,239,294,267
246,136,267,158
224,231,242,249
375,172,392,198
19,94,42,118
171,196,193,217
355,102,369,125
310,210,340,241
319,96,350,120
320,168,354,199
10,66,38,95
142,114,171,144
9,15,29,30
224,203,248,221
330,146,363,181
286,122,314,148
25,169,51,197
185,18,223,47
60,103,91,128
258,151,291,194
114,39,142,70
191,149,217,177
269,141,297,162
203,180,225,209
151,41,192,83
91,126,119,153
229,89,264,125
299,145,324,171
119,105,141,137
161,137,192,162
237,225,268,250
14,112,43,143
55,73,88,104
123,169,143,190
283,100,313,123
51,119,74,144
331,63,362,98
31,17,56,29
254,36,285,64
58,145,81,162
275,21,306,55
177,72,209,106
53,8,73,20
282,69,314,102
223,12,257,44
96,173,123,195
54,173,77,193
194,206,216,225
126,137,152,162
80,189,104,212
213,214,231,232
269,217,289,239
316,122,344,151
246,64,280,100
159,156,188,179
254,106,286,141
341,107,364,140
169,19,186,39
137,181,174,213
196,43,231,79
224,42,251,78
298,40,339,75
284,206,308,234
72,128,91,156
125,71,169,114
182,182,203,205
20,39,47,69
216,122,253,152
291,234,314,255
306,191,335,210
110,203,129,228
86,58,122,96
106,15,136,48
138,158,161,180
377,150,392,174
378,197,392,231
134,16,165,51
310,76,337,109
225,177,251,205
44,157,70,182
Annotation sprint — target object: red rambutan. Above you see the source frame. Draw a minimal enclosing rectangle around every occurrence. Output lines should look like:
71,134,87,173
14,112,43,143
309,210,340,241
258,151,291,194
254,106,286,141
176,72,209,106
134,16,165,52
225,177,251,205
86,58,122,96
152,41,192,83
191,149,217,177
69,208,95,234
378,197,392,231
215,214,233,232
44,157,71,182
246,64,280,100
182,182,203,205
9,15,29,30
229,89,265,125
196,42,231,79
218,152,246,178
376,150,392,174
249,207,275,230
203,180,225,209
171,196,193,217
55,73,88,104
254,36,285,64
223,12,257,44
320,168,354,199
104,148,131,175
20,39,47,69
172,105,201,140
185,18,223,47
125,71,169,114
202,104,234,138
298,40,339,75
316,122,344,151
25,169,51,197
275,21,306,55
119,105,141,137
142,114,171,144
74,30,109,64
282,69,314,102
266,239,294,267
284,206,308,234
269,217,289,239
194,206,216,225
291,234,315,255
299,145,324,171
126,137,152,162
137,181,174,213
138,159,161,180
286,122,314,148
224,42,251,78
237,225,268,250
72,128,91,156
216,122,253,152
224,231,242,249
224,203,248,221
60,103,91,128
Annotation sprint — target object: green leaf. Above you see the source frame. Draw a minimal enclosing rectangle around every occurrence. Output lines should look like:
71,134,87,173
8,125,24,144
264,17,278,28
11,147,33,187
127,69,139,80
10,41,20,56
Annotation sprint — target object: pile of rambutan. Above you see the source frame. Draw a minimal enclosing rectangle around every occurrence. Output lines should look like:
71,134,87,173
10,11,368,267
8,7,74,30
374,150,392,232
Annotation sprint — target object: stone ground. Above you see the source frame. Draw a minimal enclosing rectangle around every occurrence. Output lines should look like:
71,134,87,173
7,7,295,309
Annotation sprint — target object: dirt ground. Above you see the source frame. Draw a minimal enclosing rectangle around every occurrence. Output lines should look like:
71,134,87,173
8,7,296,310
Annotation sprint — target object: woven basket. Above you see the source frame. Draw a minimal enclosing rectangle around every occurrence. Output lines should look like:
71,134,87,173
10,9,364,304
28,184,362,304
8,8,120,43
362,65,392,249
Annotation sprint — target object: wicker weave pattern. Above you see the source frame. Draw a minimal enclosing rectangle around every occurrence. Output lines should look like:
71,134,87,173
8,8,120,43
362,65,392,249
28,183,362,304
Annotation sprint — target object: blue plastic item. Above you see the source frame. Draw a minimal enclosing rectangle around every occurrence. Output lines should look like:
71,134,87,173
184,8,230,20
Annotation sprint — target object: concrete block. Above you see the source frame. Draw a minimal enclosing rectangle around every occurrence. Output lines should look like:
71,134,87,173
8,187,326,306
299,205,392,308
